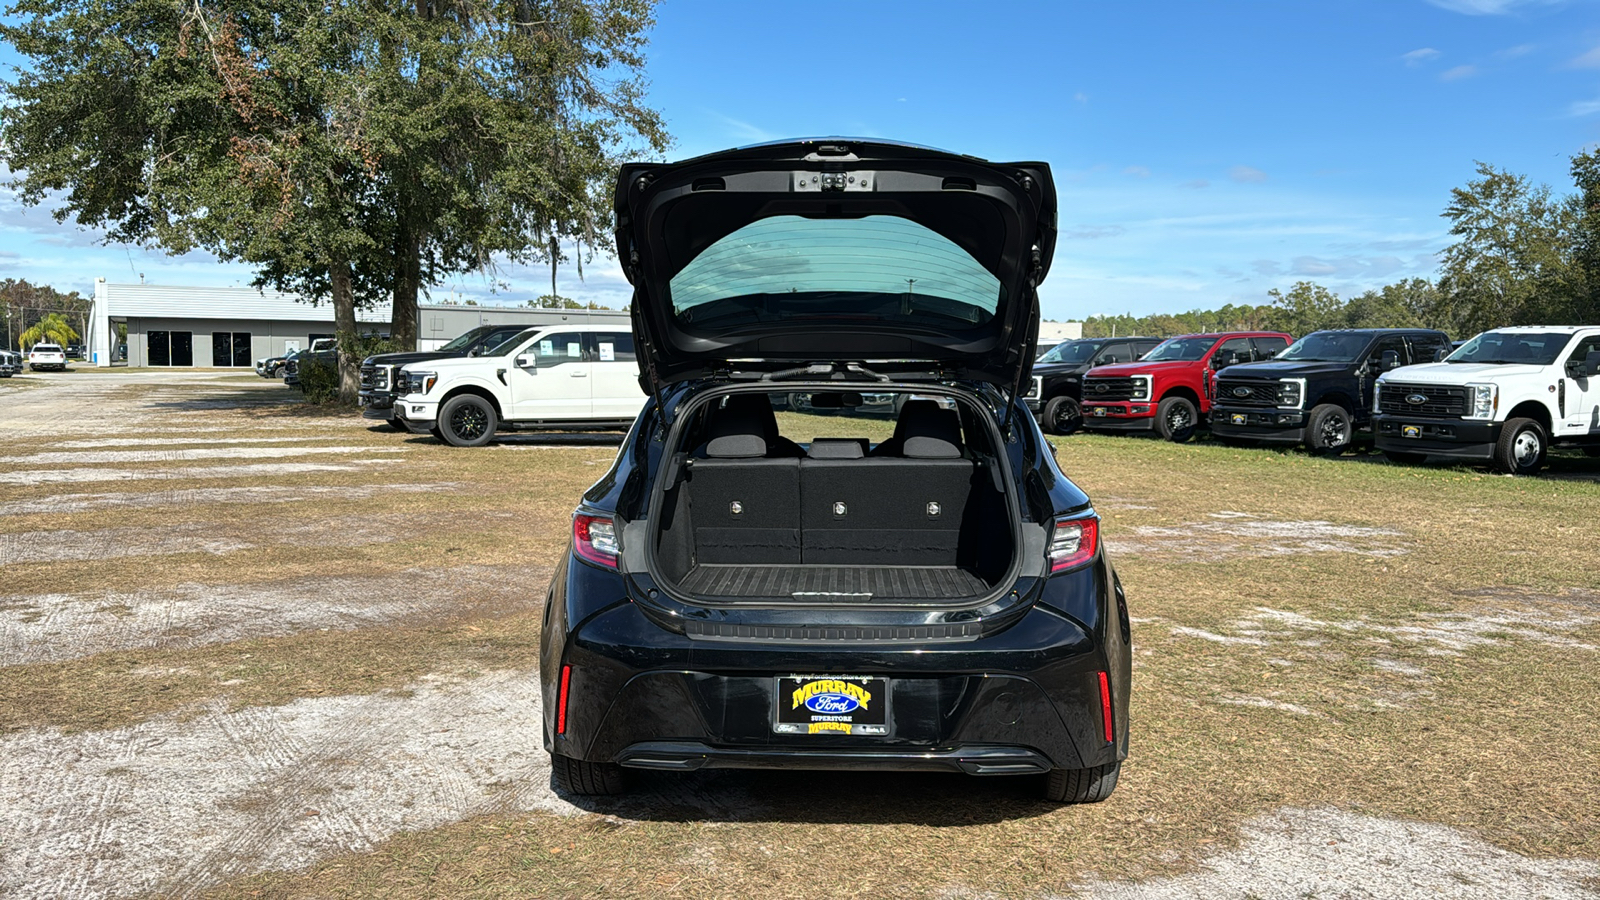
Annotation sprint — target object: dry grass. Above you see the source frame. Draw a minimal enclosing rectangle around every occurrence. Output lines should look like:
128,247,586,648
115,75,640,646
5,380,1599,899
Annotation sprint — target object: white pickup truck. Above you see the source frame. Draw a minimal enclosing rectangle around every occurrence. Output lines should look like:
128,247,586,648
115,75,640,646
393,324,647,446
1373,326,1600,475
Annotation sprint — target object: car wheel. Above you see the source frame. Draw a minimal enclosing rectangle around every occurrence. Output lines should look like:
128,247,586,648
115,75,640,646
550,752,629,796
1383,450,1427,465
1494,417,1546,476
272,365,286,378
1043,760,1120,803
1154,397,1198,442
787,392,811,413
437,394,498,447
1042,396,1083,435
1305,403,1353,455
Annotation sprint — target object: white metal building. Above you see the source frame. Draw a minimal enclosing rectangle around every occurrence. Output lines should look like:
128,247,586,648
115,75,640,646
88,281,629,367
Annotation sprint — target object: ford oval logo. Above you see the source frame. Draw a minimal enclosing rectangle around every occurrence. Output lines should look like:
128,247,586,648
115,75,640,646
1232,387,1250,398
804,692,861,715
1094,384,1108,394
1405,393,1428,405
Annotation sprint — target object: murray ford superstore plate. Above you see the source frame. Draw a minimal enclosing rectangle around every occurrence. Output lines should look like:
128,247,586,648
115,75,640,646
774,676,889,735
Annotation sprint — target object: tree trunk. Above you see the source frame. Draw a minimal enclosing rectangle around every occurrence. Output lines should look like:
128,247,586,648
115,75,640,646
391,227,420,351
331,256,360,404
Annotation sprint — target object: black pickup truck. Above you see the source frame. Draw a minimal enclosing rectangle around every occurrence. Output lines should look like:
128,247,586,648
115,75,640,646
359,324,530,426
1025,336,1163,433
1209,328,1453,453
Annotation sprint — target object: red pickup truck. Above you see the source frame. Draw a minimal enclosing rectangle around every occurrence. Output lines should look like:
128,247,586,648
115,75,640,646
1078,331,1292,441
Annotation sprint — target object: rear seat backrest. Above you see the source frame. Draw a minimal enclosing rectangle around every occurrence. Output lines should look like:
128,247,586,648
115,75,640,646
689,398,800,563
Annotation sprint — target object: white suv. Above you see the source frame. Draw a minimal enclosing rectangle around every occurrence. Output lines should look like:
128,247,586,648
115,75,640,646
27,343,68,372
1373,326,1600,475
393,324,647,446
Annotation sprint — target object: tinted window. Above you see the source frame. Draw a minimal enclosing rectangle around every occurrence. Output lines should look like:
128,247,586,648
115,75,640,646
1405,334,1447,364
669,215,1002,324
1370,335,1407,366
1252,336,1288,358
1214,338,1253,365
592,332,636,363
1098,343,1134,364
484,329,541,357
1037,340,1099,364
1144,337,1217,362
525,332,587,367
1447,331,1573,366
1568,335,1600,367
1279,332,1371,363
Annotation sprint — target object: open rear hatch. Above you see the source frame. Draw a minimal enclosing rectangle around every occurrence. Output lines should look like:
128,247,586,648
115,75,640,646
614,139,1058,401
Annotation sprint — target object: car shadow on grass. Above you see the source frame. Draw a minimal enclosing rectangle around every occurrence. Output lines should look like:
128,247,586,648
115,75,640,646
398,431,627,448
558,768,1061,825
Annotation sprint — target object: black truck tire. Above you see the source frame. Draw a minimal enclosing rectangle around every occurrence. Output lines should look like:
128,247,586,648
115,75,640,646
1043,395,1083,435
1494,417,1546,476
1305,403,1353,455
437,394,498,447
1155,396,1199,443
551,752,629,796
1044,760,1120,803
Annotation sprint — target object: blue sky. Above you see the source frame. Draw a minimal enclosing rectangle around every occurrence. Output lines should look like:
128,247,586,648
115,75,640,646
4,0,1600,320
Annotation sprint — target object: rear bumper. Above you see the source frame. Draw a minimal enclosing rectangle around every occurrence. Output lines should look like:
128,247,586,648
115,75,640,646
1210,407,1307,444
1373,414,1498,459
616,741,1053,775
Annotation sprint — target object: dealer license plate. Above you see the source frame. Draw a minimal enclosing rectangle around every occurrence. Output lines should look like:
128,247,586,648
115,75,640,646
1231,414,1247,425
1090,407,1108,417
774,676,889,735
1402,425,1421,439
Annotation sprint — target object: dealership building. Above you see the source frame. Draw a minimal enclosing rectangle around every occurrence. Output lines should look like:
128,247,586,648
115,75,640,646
88,281,630,367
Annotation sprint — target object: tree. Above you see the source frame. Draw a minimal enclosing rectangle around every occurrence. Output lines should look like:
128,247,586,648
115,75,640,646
1436,162,1578,334
1265,281,1344,336
18,312,79,349
1,0,668,401
1568,148,1600,323
528,293,608,309
1342,279,1433,330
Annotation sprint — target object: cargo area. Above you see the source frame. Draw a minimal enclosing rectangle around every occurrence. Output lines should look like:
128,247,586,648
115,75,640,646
650,391,1015,604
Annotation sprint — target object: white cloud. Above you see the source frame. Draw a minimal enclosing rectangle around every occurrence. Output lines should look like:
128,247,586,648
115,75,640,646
1424,0,1564,14
705,111,778,144
1572,44,1600,67
1073,92,1088,104
1229,165,1269,183
1123,165,1151,178
1494,43,1536,59
1402,47,1442,65
1060,224,1127,240
1181,179,1210,189
1568,96,1600,116
1439,64,1478,81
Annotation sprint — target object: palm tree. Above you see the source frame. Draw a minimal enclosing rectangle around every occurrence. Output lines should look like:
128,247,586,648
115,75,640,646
18,312,78,349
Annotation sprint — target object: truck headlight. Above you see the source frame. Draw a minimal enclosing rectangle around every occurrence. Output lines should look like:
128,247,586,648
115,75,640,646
1466,383,1497,419
1131,376,1151,400
1277,378,1305,410
406,372,438,395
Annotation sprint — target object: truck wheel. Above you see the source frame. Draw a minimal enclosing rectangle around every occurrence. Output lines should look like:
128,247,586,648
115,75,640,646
551,752,629,796
385,417,406,432
437,395,498,447
1306,404,1353,455
1043,760,1120,803
1155,397,1198,442
1383,450,1426,465
1043,396,1083,435
1494,417,1546,476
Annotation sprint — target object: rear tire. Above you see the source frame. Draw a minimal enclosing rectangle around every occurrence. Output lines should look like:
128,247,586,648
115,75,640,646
438,394,498,447
1044,760,1121,803
1305,403,1353,455
551,752,629,796
1042,395,1082,435
1494,417,1546,476
1154,397,1198,442
1383,450,1426,465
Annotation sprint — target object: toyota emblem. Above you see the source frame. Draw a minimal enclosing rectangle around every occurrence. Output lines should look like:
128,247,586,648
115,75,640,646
1405,393,1428,405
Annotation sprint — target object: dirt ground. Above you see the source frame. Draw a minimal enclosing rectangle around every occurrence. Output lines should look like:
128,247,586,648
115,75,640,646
1,368,1598,899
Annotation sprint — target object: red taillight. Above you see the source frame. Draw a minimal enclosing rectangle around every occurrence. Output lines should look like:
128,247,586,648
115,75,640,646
1098,670,1113,743
557,664,572,735
1048,514,1100,573
572,514,619,568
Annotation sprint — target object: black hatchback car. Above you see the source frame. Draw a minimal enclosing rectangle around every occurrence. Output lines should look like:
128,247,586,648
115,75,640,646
540,140,1131,803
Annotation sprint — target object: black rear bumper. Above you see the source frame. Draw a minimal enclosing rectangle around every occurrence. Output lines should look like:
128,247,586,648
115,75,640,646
1373,414,1498,459
616,741,1053,775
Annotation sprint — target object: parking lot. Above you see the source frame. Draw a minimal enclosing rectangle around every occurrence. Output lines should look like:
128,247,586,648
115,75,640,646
3,369,1598,899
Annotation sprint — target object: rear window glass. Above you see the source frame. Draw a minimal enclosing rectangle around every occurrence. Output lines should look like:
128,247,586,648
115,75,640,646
668,215,1002,324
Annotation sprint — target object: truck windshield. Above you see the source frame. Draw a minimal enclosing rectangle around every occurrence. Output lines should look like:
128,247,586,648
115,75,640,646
1447,331,1571,366
1037,341,1100,364
482,329,540,357
1142,337,1216,362
1277,332,1370,362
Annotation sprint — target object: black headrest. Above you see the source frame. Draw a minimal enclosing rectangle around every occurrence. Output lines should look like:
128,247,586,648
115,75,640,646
897,402,963,459
806,438,864,459
704,394,779,458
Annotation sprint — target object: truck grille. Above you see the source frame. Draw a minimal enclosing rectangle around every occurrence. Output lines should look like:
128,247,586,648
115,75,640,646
1082,376,1140,402
1378,383,1467,417
1215,379,1278,407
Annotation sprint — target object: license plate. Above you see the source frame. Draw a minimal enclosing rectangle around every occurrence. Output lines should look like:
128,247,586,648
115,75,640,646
1091,407,1108,417
774,676,889,735
1402,425,1421,439
1231,414,1247,425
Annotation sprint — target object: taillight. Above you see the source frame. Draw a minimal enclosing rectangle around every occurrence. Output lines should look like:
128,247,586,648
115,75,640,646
1098,670,1114,743
572,513,619,568
1048,514,1099,573
557,664,572,735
